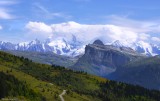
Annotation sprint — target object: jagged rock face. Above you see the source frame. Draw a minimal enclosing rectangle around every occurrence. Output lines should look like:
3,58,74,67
72,40,144,77
85,45,130,68
93,40,104,46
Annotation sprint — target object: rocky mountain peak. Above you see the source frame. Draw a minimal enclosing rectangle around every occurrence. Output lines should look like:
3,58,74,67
112,40,124,47
93,39,104,45
72,40,144,77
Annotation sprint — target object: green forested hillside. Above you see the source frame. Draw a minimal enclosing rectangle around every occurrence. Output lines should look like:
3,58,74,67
111,56,160,90
0,51,160,101
0,72,43,101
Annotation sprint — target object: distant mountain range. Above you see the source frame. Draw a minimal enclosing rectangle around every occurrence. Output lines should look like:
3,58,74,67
0,36,85,57
0,37,160,57
112,40,160,56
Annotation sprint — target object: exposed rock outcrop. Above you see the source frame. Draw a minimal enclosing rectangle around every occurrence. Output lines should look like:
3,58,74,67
71,40,144,77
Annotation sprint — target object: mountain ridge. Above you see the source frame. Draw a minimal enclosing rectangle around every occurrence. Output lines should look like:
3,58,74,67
0,37,85,57
1,38,160,57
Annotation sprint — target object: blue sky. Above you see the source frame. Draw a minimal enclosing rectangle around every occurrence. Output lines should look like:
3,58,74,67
0,0,160,43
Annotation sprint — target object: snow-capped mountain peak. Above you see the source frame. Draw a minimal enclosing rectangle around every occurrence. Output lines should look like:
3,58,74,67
18,42,29,47
0,37,85,57
29,39,41,45
0,38,160,57
134,41,153,55
112,40,126,47
112,40,160,56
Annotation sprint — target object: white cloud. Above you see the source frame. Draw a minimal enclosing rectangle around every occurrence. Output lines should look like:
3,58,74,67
25,11,160,45
0,8,14,19
151,37,160,42
0,0,18,19
138,33,150,41
106,15,160,33
25,21,154,44
106,25,138,42
25,22,53,39
0,25,2,30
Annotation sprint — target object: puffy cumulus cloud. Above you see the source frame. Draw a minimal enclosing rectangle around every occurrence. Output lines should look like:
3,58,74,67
50,21,110,43
105,25,138,42
25,22,53,39
25,21,156,44
49,21,142,44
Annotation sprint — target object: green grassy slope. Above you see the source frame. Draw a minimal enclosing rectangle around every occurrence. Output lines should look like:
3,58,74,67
0,51,160,101
0,71,43,101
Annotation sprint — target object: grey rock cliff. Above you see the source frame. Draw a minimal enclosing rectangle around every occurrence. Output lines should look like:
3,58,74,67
71,40,144,77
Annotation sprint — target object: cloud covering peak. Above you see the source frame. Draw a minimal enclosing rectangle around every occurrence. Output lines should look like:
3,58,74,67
25,21,160,45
